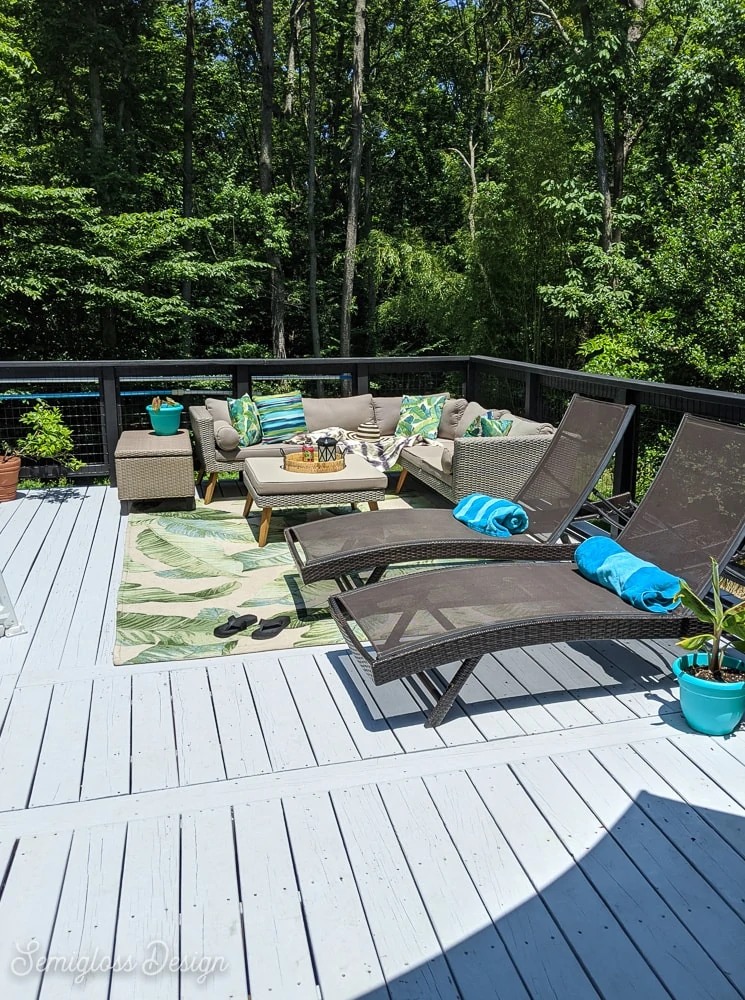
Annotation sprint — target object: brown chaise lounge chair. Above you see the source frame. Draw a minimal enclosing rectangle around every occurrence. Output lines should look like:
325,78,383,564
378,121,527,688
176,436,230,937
328,414,745,727
286,394,635,585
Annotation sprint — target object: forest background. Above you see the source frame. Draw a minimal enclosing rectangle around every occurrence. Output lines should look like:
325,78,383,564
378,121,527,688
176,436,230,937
1,0,744,392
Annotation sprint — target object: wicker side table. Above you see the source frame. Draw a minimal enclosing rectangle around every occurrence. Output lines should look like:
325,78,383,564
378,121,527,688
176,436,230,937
115,430,195,502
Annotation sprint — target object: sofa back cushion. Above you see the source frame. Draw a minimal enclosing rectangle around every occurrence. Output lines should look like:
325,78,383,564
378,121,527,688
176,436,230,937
438,398,468,439
454,402,490,438
505,413,556,437
205,397,231,424
372,396,403,435
254,391,308,442
303,393,374,432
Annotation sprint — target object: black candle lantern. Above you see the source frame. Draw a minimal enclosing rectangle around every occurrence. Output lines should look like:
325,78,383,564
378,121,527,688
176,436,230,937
317,436,338,463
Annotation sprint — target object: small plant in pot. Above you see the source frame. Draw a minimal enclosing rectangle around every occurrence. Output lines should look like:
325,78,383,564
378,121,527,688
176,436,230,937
146,396,183,436
673,558,745,735
1,401,84,502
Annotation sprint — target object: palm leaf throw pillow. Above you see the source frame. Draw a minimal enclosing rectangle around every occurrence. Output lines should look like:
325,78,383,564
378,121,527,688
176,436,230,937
463,410,513,438
479,415,513,437
254,391,308,443
228,395,262,446
395,393,448,439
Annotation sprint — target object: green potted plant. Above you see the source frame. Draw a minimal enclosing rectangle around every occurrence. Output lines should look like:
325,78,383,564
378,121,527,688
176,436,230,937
146,396,183,435
0,401,84,502
673,557,745,735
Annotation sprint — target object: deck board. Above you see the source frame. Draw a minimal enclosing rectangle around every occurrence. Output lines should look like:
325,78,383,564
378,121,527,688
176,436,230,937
469,763,672,1000
233,799,318,1000
0,830,72,999
1,485,744,1000
515,755,742,998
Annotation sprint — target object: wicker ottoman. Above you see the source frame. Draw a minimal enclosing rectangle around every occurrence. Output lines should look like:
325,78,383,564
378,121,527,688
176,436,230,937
242,453,387,547
115,430,195,502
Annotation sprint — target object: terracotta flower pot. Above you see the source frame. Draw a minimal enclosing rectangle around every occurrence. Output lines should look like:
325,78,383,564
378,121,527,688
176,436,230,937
0,456,21,502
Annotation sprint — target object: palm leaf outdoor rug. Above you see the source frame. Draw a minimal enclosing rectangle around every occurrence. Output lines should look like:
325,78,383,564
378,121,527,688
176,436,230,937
114,491,451,665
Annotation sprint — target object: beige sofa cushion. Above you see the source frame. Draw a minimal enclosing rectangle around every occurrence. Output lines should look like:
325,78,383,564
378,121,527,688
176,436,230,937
438,398,468,439
205,397,231,424
243,453,387,495
454,402,490,438
372,396,403,435
215,442,302,463
213,420,240,451
400,443,452,485
303,393,374,432
504,413,556,437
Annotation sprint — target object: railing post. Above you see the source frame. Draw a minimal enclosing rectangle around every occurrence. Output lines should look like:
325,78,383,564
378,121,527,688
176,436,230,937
465,358,477,402
525,372,541,420
356,363,369,396
613,389,639,498
235,364,251,398
100,366,120,486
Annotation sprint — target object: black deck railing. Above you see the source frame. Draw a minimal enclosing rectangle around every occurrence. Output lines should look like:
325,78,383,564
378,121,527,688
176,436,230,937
1,355,744,497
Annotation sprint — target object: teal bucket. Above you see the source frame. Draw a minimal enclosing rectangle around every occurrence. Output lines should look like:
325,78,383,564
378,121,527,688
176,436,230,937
146,403,183,436
672,653,745,736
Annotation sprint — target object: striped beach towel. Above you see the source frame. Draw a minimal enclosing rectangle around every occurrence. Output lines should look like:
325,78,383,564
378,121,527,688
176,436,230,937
452,493,529,537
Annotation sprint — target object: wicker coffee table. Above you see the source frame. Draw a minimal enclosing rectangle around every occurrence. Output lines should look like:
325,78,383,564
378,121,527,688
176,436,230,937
242,454,387,547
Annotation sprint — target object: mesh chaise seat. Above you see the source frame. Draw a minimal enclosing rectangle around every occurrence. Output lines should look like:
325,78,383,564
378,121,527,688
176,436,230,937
328,414,745,727
286,395,635,584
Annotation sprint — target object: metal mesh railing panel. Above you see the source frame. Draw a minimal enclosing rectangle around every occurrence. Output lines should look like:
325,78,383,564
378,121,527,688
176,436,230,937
0,381,105,471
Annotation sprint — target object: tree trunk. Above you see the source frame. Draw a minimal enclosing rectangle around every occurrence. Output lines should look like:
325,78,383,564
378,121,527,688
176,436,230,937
339,0,366,360
578,1,612,252
182,0,195,309
258,0,286,358
307,0,320,360
283,0,302,116
87,3,105,164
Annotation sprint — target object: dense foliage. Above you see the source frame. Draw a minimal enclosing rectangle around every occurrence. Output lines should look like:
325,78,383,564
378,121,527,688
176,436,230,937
1,0,743,390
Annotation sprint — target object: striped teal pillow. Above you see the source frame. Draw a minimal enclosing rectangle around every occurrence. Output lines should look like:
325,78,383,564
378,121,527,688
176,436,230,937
254,391,307,443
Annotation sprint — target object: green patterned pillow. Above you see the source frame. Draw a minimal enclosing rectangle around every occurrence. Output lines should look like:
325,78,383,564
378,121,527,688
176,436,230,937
479,415,513,438
254,391,307,443
395,393,448,439
228,395,262,446
463,411,513,438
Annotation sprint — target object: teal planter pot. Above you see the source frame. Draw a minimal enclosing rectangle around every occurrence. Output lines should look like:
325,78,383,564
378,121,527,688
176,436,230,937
672,653,745,735
146,403,183,436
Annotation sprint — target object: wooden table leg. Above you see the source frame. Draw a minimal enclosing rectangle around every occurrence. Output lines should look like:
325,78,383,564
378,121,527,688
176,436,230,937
368,501,379,511
242,494,253,517
395,469,408,494
258,506,273,547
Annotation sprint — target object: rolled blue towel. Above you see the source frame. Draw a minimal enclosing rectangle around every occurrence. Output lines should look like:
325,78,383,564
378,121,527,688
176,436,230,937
574,536,682,613
453,493,529,537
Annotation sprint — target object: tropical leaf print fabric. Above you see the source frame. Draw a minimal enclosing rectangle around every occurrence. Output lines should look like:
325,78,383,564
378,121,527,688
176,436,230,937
114,492,448,665
228,394,263,445
464,411,513,437
394,393,448,439
254,391,307,443
479,415,513,437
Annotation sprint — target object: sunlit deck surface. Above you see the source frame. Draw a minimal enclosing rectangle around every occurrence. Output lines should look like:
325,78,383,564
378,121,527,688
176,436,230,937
1,482,744,999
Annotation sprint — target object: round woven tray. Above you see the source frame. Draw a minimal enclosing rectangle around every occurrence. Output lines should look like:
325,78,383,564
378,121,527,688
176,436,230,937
283,453,345,474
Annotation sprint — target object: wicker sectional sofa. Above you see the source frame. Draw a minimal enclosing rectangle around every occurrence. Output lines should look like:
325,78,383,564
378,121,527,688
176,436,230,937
189,393,555,504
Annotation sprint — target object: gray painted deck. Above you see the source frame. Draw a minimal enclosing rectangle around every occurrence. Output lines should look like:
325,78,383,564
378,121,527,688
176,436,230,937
0,484,744,998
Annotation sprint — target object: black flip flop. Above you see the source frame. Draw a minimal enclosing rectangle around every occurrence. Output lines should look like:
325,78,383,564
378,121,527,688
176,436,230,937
250,615,291,640
213,614,258,638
